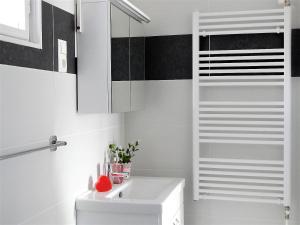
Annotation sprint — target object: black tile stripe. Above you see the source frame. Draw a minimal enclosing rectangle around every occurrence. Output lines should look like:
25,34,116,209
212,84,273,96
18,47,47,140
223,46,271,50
111,36,145,81
111,37,130,81
200,33,283,51
130,37,145,81
0,2,299,79
53,5,76,74
145,34,192,80
292,29,300,77
145,31,300,80
0,1,76,74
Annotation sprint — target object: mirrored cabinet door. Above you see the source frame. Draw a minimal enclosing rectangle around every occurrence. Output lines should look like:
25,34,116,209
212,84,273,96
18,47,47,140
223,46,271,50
130,18,145,111
77,0,149,114
111,4,130,113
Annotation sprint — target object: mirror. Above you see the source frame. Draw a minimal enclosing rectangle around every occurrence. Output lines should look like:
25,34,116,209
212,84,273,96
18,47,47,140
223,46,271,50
111,4,130,112
130,18,145,111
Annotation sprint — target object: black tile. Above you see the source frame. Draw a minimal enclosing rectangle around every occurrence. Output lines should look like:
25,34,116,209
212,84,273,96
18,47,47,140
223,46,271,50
292,29,300,41
111,37,130,81
0,1,54,71
292,51,300,77
292,29,300,77
145,34,192,80
130,37,145,80
53,5,76,74
200,33,283,51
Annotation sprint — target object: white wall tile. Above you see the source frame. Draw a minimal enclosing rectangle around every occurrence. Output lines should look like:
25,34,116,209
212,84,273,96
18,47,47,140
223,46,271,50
125,1,300,224
0,65,55,150
0,65,123,225
125,80,300,225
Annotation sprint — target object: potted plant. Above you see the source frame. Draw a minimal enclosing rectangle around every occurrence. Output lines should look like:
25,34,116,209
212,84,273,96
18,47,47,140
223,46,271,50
109,141,140,183
108,144,124,184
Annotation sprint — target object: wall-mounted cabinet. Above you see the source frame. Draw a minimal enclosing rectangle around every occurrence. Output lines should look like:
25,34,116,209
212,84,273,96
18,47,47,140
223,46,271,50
77,0,150,113
129,18,146,111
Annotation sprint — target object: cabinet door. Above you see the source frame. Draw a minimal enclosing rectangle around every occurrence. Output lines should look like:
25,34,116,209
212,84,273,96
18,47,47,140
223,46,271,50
130,18,145,111
77,1,110,113
111,4,131,113
169,205,184,225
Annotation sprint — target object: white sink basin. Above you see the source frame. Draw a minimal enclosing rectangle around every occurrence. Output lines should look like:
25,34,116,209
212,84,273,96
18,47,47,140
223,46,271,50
76,176,185,225
107,177,178,200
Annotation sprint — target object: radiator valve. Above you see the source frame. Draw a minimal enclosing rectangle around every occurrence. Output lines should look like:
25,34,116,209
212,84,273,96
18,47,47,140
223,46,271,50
285,206,290,220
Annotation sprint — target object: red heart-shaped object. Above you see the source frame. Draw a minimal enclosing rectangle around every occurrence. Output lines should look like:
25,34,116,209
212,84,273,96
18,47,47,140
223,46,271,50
95,175,112,192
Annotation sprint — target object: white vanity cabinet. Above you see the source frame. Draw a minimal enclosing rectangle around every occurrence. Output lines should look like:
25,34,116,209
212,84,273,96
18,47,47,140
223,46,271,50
174,205,185,225
77,0,149,113
76,177,185,225
161,181,184,225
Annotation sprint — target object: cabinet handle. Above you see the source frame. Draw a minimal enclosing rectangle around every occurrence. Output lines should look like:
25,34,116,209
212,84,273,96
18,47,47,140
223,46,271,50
173,218,179,225
76,0,82,32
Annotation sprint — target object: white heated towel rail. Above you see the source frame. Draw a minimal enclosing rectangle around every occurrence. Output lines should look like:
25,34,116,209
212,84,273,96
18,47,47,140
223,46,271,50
192,6,291,222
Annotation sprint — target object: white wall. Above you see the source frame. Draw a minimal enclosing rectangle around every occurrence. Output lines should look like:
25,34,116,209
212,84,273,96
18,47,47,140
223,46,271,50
0,1,125,224
125,80,300,225
132,0,300,36
126,1,300,225
0,64,124,225
1,0,299,225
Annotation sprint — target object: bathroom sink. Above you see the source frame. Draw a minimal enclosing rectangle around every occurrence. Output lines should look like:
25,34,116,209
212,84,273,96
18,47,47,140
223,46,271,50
107,176,178,200
76,176,185,225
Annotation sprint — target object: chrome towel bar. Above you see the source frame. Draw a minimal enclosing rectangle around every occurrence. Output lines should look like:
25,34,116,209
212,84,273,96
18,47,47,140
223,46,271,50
0,136,67,161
